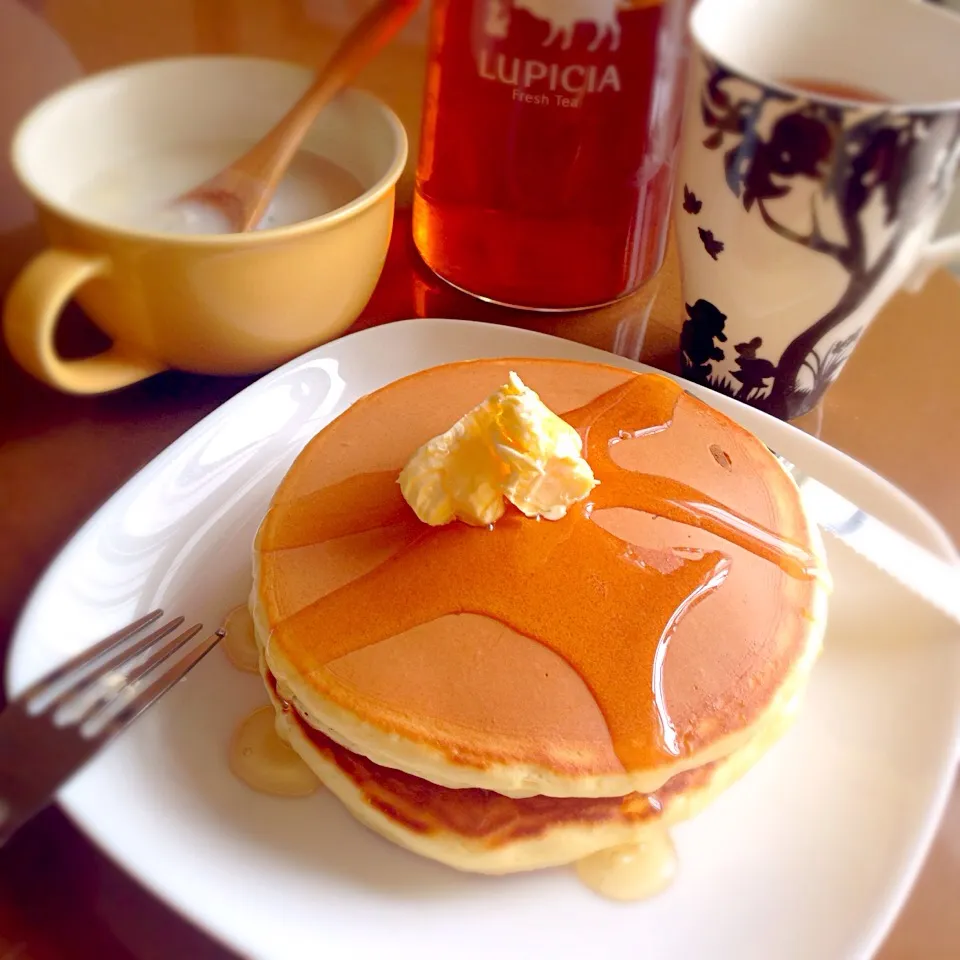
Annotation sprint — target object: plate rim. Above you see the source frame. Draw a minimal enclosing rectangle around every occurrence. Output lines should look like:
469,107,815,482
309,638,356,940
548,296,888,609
7,317,960,960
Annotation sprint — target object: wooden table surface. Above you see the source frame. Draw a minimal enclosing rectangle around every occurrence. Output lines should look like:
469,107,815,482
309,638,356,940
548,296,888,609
1,2,958,957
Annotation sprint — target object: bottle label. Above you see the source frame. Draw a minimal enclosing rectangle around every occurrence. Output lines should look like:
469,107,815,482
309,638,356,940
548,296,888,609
473,0,663,107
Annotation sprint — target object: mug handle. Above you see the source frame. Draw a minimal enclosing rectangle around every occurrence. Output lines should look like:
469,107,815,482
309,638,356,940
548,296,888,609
903,231,960,294
3,248,165,394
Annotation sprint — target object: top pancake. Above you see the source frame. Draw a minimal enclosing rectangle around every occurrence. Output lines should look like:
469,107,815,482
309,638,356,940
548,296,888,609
253,359,828,798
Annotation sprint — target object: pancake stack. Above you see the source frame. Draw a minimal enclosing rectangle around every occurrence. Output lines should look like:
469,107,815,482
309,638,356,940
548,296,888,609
251,359,828,888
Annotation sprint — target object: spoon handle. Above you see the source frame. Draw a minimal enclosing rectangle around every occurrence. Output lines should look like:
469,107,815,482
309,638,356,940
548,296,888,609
222,0,421,231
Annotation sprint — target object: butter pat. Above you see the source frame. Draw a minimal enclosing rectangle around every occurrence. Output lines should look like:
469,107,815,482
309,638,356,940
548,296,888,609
398,372,597,527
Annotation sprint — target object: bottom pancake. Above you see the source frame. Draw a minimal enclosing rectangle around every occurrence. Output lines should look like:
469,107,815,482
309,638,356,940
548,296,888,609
264,668,805,875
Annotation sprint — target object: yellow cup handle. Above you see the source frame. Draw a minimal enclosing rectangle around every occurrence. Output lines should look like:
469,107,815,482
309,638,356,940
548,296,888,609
3,248,165,394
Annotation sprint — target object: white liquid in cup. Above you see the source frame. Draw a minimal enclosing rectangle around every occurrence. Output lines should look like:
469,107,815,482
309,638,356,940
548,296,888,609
70,140,365,235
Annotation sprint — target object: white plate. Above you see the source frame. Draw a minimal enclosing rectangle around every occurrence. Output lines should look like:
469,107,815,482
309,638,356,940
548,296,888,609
8,319,960,960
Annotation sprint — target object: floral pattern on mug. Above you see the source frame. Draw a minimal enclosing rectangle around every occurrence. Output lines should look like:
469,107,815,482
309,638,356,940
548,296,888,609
677,56,960,419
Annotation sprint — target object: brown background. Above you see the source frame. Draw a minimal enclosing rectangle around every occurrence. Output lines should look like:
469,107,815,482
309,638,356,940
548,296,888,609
0,1,958,957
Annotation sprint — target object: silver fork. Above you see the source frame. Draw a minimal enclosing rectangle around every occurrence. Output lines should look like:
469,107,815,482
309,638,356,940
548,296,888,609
0,610,224,845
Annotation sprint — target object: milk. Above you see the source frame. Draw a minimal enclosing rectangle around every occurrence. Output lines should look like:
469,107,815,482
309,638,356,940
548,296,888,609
71,140,365,235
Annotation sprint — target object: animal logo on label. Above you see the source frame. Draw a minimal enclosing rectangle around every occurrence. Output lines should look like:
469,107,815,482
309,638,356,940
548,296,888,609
478,0,630,95
513,0,625,52
482,0,633,52
484,0,510,38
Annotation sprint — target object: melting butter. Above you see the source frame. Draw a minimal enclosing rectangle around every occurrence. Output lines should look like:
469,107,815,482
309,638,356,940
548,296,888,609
398,371,597,527
221,604,260,673
230,707,321,797
576,830,677,901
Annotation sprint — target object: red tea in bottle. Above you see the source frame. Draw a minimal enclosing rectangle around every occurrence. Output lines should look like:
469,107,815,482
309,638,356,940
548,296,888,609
413,0,689,310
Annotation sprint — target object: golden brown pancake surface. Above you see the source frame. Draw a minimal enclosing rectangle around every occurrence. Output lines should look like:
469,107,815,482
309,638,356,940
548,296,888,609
255,359,826,792
272,671,711,845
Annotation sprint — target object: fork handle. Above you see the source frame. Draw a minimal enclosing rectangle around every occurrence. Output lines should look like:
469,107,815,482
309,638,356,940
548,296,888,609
0,786,43,846
0,708,87,846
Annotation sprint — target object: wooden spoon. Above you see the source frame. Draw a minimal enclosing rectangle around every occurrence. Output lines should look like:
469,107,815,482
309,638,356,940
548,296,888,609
179,0,420,232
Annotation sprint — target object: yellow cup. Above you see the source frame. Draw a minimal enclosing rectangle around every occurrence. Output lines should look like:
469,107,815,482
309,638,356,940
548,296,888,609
3,56,408,394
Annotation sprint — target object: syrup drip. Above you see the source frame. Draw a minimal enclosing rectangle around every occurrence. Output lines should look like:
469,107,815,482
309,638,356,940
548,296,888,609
221,604,259,674
576,831,677,901
609,422,671,444
229,707,320,797
262,376,821,768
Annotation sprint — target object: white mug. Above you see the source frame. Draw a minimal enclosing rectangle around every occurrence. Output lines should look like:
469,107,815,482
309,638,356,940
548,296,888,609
674,0,960,419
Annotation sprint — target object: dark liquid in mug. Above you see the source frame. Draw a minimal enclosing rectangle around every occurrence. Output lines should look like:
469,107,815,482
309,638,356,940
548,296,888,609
780,77,892,104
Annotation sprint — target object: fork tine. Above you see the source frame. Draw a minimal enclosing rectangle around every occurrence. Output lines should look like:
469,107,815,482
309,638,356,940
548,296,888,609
20,610,164,706
73,622,205,726
85,628,224,738
30,616,186,716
